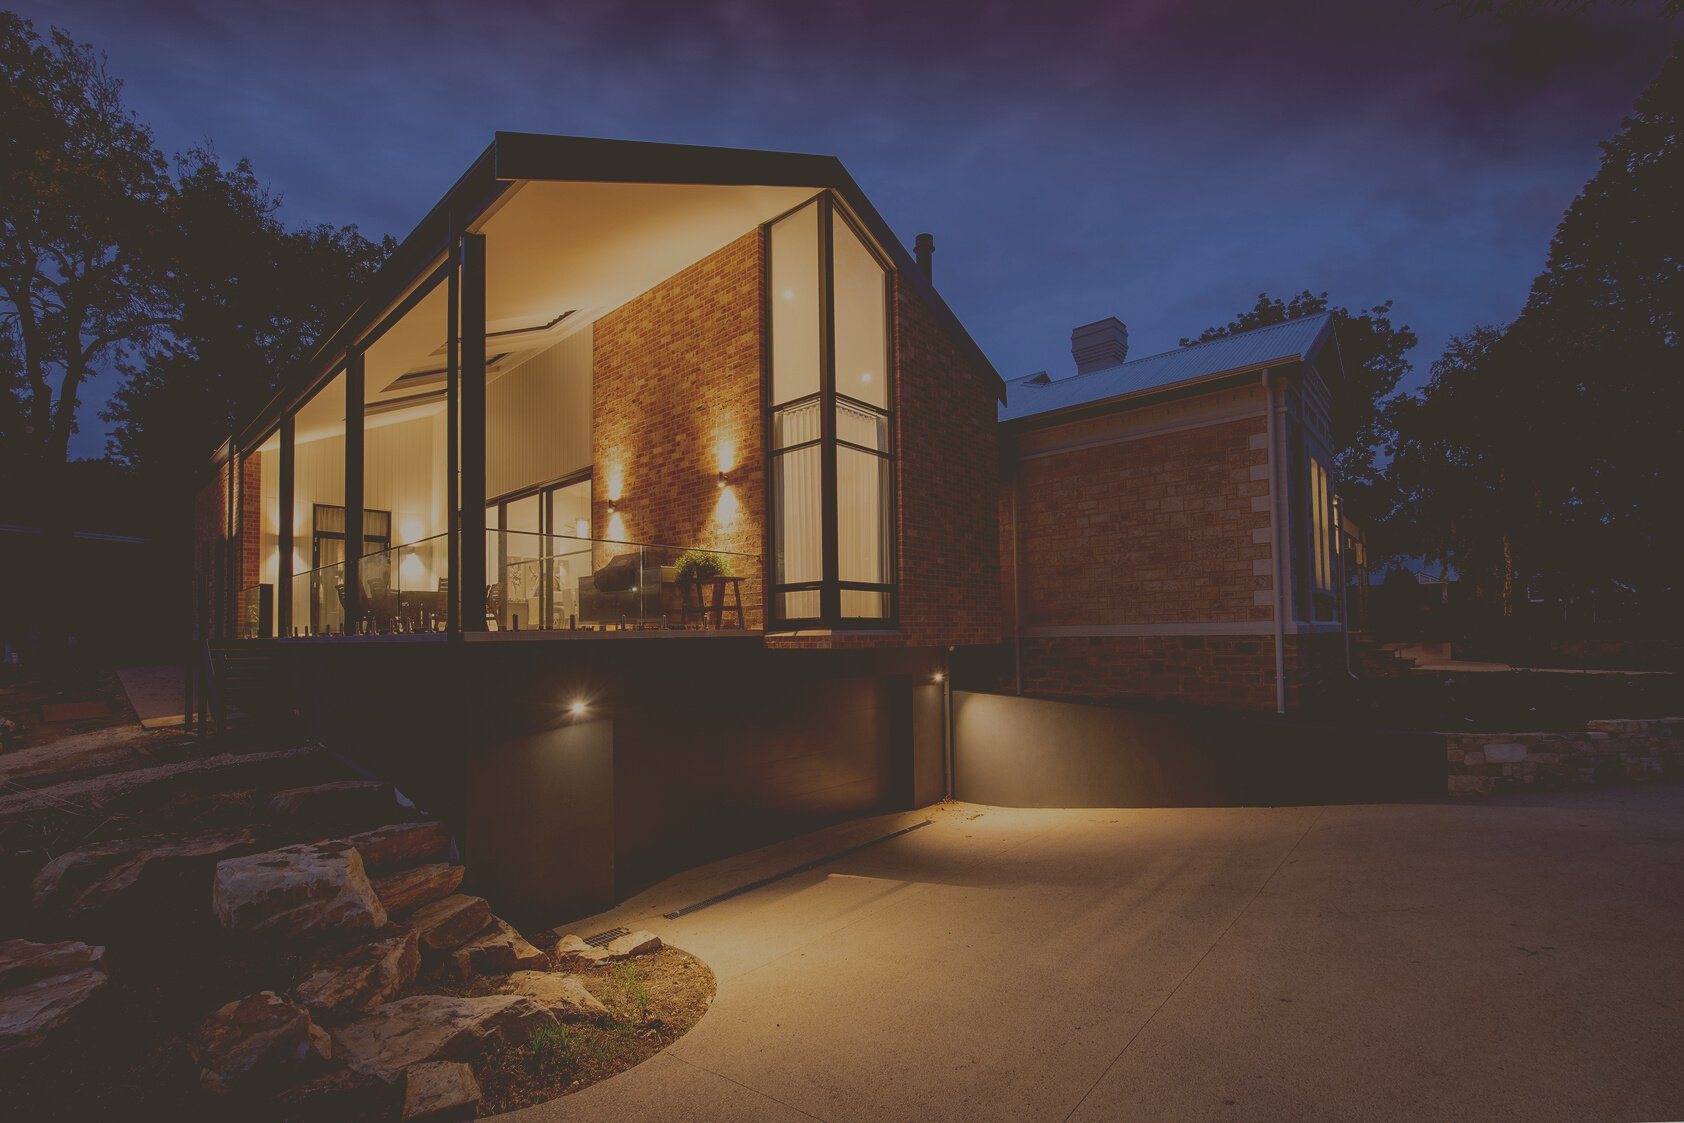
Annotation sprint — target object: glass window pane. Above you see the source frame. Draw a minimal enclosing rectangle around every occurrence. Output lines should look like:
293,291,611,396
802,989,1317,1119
836,399,887,451
771,201,821,406
780,590,821,619
832,213,888,410
773,445,823,587
837,445,890,585
840,589,888,619
773,398,821,450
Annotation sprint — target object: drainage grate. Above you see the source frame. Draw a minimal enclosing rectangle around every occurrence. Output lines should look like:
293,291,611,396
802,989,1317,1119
582,926,629,948
662,819,934,920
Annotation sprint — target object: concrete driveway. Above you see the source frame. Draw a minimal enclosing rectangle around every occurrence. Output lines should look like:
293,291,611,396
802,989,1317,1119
504,787,1684,1122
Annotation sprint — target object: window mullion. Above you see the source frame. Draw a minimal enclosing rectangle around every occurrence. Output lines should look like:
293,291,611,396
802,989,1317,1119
818,195,840,624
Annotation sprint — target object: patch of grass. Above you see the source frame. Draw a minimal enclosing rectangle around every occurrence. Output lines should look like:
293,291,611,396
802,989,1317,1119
614,962,650,1025
521,1022,582,1082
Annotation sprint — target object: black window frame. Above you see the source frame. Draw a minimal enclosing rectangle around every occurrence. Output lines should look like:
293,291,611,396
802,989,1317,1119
763,193,899,630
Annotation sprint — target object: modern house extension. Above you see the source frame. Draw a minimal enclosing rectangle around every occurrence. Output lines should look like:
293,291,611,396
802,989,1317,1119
189,133,1003,918
997,313,1352,714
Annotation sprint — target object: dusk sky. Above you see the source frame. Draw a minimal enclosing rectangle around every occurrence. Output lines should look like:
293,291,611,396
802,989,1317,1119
19,0,1679,459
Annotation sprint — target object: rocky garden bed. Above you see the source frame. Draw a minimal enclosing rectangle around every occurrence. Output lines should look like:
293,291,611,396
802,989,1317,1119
0,705,716,1120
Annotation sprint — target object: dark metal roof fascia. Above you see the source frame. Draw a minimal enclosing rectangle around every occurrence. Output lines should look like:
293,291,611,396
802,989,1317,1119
491,132,1005,400
221,132,1006,470
229,140,506,453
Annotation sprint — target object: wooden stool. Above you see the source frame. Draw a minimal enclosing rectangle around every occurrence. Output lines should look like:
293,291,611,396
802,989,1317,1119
683,576,746,629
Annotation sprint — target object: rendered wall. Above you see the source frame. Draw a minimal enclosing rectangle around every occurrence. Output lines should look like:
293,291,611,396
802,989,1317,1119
952,689,1442,807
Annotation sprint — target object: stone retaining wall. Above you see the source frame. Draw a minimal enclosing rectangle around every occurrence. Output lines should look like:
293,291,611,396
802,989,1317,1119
1445,717,1684,793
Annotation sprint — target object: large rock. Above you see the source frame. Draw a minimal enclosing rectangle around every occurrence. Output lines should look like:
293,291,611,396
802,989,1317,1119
347,821,450,873
550,933,609,966
410,895,492,953
333,993,555,1082
273,1066,393,1118
194,990,331,1093
293,928,421,1022
374,863,464,915
0,939,109,1058
213,841,388,937
604,930,662,959
447,917,549,979
506,971,609,1020
264,780,394,824
0,746,325,825
403,1060,481,1122
31,827,257,926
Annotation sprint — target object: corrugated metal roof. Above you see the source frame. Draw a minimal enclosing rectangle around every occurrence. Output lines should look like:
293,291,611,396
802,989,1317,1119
1000,311,1334,423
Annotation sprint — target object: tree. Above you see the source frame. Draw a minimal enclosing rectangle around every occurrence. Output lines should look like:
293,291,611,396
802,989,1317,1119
1386,42,1683,627
0,12,171,466
1183,290,1418,533
103,147,391,493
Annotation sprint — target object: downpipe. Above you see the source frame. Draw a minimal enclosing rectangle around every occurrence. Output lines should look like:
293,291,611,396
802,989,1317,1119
1263,369,1287,715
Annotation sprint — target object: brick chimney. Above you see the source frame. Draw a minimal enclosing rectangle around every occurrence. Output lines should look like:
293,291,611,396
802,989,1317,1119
1071,317,1129,375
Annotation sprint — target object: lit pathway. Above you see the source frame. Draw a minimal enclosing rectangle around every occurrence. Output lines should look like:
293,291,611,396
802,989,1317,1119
501,787,1684,1122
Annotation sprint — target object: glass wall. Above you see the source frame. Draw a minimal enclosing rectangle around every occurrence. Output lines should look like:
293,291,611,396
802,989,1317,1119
766,196,895,626
290,370,347,635
487,476,592,630
360,274,450,633
831,212,892,620
245,430,281,637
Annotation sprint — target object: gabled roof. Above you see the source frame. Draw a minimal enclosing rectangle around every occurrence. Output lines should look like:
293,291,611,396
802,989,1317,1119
1000,311,1335,424
236,132,1003,450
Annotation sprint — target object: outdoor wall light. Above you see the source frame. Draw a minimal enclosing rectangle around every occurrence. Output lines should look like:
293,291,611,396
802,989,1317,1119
606,499,618,515
932,672,946,683
569,700,587,717
717,470,729,489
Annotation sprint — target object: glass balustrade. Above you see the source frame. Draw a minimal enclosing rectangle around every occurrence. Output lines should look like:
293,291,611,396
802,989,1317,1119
278,531,757,637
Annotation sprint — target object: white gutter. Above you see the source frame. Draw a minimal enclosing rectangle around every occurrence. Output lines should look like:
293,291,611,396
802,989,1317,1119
1263,368,1287,714
1334,494,1356,679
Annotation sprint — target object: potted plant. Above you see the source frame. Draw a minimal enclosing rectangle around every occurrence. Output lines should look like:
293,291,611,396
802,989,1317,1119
674,548,731,584
674,549,735,627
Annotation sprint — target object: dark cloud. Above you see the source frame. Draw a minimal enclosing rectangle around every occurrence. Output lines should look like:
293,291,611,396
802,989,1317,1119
16,0,1678,455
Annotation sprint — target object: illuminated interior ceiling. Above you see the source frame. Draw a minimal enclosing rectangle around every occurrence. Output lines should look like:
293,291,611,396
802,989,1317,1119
359,179,822,412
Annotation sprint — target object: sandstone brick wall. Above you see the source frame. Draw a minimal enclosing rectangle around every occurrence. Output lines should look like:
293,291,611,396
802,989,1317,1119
592,231,767,629
893,276,1002,649
1016,414,1271,628
1445,717,1684,793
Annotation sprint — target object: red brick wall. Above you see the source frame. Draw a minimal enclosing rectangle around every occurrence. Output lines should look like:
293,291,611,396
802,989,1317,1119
192,464,231,639
592,231,766,628
891,277,1002,648
1016,414,1270,629
239,453,261,594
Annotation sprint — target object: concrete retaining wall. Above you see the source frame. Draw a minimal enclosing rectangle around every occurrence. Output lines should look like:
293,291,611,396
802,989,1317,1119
1445,717,1684,793
281,638,947,924
952,690,1442,807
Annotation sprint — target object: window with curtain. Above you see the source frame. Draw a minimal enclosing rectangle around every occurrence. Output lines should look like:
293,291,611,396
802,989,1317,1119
1310,456,1333,594
767,196,895,626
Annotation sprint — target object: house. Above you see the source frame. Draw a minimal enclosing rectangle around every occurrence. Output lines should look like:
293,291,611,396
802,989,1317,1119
996,313,1351,713
190,133,1003,917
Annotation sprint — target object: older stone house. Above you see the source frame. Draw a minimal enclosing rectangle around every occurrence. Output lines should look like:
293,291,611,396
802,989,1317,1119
997,313,1350,713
